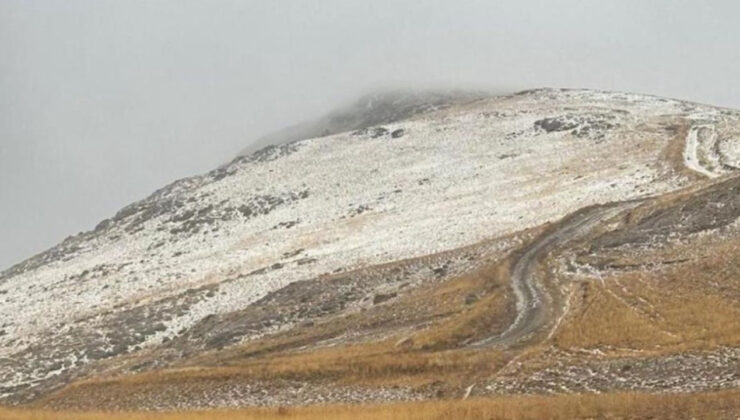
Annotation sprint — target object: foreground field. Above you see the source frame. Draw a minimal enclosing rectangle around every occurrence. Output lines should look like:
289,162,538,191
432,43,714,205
3,391,740,420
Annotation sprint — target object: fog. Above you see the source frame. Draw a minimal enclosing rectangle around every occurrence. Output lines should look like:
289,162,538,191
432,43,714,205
1,0,739,269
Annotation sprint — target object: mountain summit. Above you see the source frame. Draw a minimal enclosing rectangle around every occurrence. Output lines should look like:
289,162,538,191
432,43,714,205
236,89,488,156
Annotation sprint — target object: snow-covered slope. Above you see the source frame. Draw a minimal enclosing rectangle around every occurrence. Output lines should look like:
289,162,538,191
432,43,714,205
1,88,739,402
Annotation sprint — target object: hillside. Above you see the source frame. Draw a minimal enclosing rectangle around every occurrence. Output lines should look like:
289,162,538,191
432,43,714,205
1,88,739,414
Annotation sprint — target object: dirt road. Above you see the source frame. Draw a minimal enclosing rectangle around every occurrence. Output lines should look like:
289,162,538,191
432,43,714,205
471,202,636,348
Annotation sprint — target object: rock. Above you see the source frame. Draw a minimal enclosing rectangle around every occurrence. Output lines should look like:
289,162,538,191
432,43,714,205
373,292,397,305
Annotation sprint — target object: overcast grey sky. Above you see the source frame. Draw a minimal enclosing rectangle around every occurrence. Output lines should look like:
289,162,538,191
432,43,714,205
1,0,739,270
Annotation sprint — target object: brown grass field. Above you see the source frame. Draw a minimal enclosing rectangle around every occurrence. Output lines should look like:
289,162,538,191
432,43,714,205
4,390,740,420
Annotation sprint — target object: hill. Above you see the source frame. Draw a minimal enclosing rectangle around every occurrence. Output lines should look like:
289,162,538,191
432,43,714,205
1,88,739,415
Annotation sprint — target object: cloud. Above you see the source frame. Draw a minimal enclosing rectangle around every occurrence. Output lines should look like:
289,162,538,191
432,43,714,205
1,0,739,269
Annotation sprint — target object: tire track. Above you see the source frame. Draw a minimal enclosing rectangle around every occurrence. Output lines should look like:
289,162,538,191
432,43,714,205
471,202,637,348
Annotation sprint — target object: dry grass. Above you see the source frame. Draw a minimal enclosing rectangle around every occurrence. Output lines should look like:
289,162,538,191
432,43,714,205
555,231,740,353
38,342,510,409
554,281,677,350
6,390,740,420
554,275,740,352
407,261,513,350
555,282,740,351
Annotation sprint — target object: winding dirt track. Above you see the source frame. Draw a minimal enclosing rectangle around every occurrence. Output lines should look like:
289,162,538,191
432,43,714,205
471,202,637,348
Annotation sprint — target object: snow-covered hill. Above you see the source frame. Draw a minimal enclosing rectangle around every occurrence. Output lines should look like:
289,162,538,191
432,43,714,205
1,88,739,403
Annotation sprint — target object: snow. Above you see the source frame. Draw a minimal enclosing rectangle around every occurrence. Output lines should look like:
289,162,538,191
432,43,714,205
683,108,740,178
684,124,720,178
